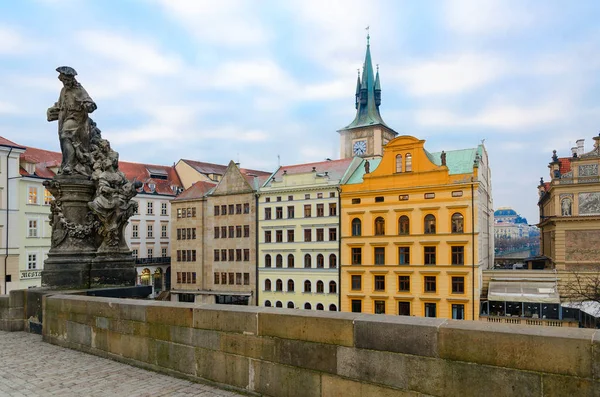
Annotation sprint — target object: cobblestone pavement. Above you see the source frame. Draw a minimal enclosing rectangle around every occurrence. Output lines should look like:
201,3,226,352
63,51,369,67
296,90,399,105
0,331,243,397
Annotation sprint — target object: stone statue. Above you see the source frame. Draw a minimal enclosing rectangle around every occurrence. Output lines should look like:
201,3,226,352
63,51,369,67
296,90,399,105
364,160,370,174
47,66,97,176
441,151,447,166
561,199,572,216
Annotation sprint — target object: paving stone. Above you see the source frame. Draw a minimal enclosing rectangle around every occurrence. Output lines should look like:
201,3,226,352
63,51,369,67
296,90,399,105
0,331,244,396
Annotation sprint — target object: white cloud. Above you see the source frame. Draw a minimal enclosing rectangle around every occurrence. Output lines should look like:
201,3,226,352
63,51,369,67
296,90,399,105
0,27,37,55
0,101,21,115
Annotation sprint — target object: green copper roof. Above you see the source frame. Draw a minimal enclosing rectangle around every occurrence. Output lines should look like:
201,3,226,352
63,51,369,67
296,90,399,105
341,40,393,132
345,158,382,184
430,146,481,175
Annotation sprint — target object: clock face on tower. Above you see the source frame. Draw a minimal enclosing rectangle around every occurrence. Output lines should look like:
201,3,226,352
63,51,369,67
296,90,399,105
353,140,367,156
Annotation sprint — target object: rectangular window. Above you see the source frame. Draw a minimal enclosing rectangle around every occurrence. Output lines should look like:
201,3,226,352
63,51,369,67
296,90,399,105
398,302,411,316
265,208,272,220
398,247,410,265
374,247,385,265
244,273,250,285
192,207,197,217
192,272,197,284
214,227,219,239
214,249,220,261
147,202,153,215
287,229,294,242
351,299,362,313
236,273,242,285
398,275,410,292
424,246,436,265
132,224,139,238
228,226,234,238
28,187,38,205
27,219,38,237
425,302,437,318
351,198,361,204
304,229,311,242
177,208,182,218
221,205,227,215
177,250,181,262
243,225,249,237
424,276,437,293
452,276,465,294
375,196,384,203
374,300,386,314
329,203,337,216
132,249,138,258
351,275,362,290
304,204,311,218
147,248,153,259
351,247,362,265
229,272,234,285
161,225,167,238
236,204,242,214
287,206,294,218
424,193,435,199
265,231,272,243
276,196,281,202
220,272,226,284
452,304,465,320
329,228,337,241
329,192,335,198
221,249,227,261
316,228,324,242
316,203,324,217
214,205,220,215
265,197,270,203
44,189,53,205
236,225,242,238
147,225,153,238
221,226,227,238
452,246,465,265
276,230,283,243
288,195,293,201
374,275,385,291
228,249,234,261
276,207,283,219
243,203,249,214
27,254,37,270
243,249,250,261
305,194,310,200
161,202,167,215
228,204,234,215
452,191,463,197
214,272,220,284
399,194,409,201
317,193,323,199
161,248,167,257
186,228,191,240
177,272,182,283
236,249,242,261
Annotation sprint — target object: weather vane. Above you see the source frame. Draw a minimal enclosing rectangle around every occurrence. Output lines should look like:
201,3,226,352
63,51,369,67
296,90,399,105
365,26,370,44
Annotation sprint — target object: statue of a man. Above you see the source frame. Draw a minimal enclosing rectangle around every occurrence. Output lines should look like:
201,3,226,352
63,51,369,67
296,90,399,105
47,66,97,176
561,199,572,216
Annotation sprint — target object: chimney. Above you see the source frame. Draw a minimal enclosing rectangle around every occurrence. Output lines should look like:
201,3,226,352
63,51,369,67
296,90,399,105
235,162,240,168
312,167,316,172
571,146,578,158
576,139,585,156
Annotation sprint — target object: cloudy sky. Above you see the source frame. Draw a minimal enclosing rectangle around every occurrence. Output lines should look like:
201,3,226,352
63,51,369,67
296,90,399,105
1,0,599,222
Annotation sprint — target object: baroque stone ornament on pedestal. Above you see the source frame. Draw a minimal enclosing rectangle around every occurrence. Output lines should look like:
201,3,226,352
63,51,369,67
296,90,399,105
42,66,141,289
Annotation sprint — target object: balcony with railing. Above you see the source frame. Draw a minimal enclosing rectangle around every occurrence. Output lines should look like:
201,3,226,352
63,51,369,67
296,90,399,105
135,256,171,265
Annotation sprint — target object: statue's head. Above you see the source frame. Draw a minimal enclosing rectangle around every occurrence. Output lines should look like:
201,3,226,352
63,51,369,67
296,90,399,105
56,66,78,88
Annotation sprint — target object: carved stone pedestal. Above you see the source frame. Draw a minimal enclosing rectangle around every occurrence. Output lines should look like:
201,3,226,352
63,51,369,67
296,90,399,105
90,252,136,288
42,176,97,289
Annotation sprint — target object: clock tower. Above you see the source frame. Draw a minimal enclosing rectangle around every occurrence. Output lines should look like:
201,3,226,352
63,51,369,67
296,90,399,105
338,34,397,159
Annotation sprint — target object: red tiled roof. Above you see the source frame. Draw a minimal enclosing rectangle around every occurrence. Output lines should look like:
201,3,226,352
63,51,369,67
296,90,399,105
182,159,270,178
543,182,551,192
0,136,25,149
559,157,571,174
173,181,217,201
269,158,355,183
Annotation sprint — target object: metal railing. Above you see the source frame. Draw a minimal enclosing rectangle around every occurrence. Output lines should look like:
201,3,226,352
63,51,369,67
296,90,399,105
135,257,171,265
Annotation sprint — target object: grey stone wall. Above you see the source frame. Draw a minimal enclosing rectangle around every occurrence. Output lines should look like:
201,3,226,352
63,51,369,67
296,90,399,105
42,294,599,397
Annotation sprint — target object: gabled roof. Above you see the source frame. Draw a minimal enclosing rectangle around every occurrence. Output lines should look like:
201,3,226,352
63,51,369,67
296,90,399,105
429,146,481,175
345,158,383,184
181,159,270,178
264,158,357,187
0,136,26,150
173,181,217,201
19,146,62,178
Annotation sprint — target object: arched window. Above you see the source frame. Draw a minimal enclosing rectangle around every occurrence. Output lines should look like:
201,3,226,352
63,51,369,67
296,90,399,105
329,254,337,269
304,302,312,310
424,214,436,234
329,281,337,294
451,213,464,233
304,254,312,268
396,154,402,173
329,304,337,311
304,280,311,292
287,279,294,292
265,279,271,291
316,303,324,311
317,254,324,268
140,268,151,286
352,218,362,236
265,300,272,307
375,217,385,235
276,254,283,268
276,279,283,291
287,254,295,268
287,301,294,308
398,215,410,235
316,280,324,293
275,301,282,308
265,254,271,268
405,153,412,172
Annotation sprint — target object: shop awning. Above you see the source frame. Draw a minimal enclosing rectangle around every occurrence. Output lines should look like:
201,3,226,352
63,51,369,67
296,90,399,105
488,281,560,303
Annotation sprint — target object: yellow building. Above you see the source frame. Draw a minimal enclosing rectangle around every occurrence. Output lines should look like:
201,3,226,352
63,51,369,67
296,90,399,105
340,136,493,320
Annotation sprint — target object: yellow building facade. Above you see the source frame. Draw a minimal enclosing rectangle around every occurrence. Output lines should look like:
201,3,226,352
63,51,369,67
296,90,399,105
340,136,493,320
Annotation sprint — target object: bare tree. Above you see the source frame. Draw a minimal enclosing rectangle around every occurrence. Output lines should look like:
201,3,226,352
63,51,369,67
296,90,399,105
562,267,600,305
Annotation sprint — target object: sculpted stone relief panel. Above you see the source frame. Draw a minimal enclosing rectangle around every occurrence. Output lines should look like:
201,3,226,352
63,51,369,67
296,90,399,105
565,230,600,262
578,192,600,215
578,164,598,177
